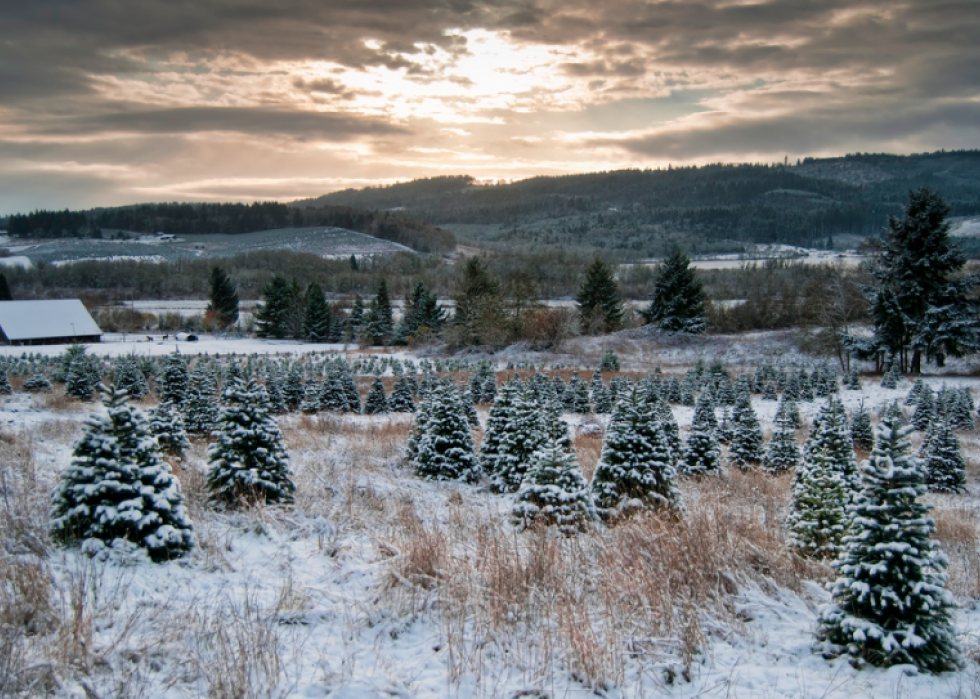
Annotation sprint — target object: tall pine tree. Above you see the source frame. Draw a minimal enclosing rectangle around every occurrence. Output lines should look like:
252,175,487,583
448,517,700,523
207,266,239,328
576,258,623,333
642,248,707,333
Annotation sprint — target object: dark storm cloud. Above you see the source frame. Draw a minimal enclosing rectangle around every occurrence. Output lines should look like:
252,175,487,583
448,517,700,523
28,106,409,140
602,101,980,159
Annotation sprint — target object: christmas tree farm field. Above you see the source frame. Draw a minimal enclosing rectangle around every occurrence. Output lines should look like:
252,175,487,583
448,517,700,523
5,385,980,697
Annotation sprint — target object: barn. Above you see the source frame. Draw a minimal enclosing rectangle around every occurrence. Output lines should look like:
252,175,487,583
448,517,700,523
0,300,103,345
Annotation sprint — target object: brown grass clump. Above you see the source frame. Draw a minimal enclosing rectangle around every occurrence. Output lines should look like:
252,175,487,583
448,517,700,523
932,502,980,599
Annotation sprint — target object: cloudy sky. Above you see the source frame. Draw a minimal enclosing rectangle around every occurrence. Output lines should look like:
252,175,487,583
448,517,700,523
2,0,979,213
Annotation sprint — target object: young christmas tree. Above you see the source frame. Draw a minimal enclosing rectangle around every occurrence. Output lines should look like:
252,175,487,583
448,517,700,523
113,356,149,400
364,376,390,415
340,365,362,413
949,388,975,431
389,374,416,412
764,412,801,475
728,393,764,469
158,353,190,404
148,399,191,459
681,391,722,477
300,379,322,414
206,377,295,507
51,385,194,561
562,373,592,413
591,389,681,522
408,381,479,482
511,437,597,535
905,378,927,406
0,367,11,395
183,367,219,437
480,380,520,477
282,368,305,411
912,385,937,431
775,394,802,430
642,247,707,333
920,415,967,493
23,373,52,393
64,354,100,401
489,386,548,493
816,416,961,672
851,403,874,451
264,372,288,415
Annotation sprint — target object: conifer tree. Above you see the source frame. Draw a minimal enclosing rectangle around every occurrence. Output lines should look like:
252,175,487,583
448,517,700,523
23,374,52,393
591,389,681,521
183,367,218,437
576,258,623,333
65,354,100,401
489,386,548,493
851,403,874,451
364,376,390,415
361,279,394,346
265,372,287,414
346,295,364,342
207,377,295,507
764,412,801,475
681,391,721,476
460,387,480,427
113,356,148,400
158,353,190,404
51,385,194,561
255,274,300,339
949,388,975,431
0,367,11,395
905,378,927,406
409,381,479,482
302,282,332,343
300,380,322,414
318,372,348,412
816,416,960,672
340,365,361,413
728,393,764,469
775,393,802,430
149,400,191,458
717,406,734,444
512,437,597,534
912,385,937,431
207,266,239,328
389,374,416,412
282,368,304,411
655,397,682,462
642,247,707,333
920,415,967,493
480,380,520,477
562,373,592,413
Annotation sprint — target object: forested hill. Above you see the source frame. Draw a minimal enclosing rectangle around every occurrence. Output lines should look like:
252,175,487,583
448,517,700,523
295,151,980,257
5,202,456,254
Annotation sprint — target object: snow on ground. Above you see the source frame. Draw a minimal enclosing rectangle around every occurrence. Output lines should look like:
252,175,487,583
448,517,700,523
0,255,33,269
4,342,980,698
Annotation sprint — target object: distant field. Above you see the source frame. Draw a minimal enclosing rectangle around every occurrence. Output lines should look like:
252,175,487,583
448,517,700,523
5,227,411,266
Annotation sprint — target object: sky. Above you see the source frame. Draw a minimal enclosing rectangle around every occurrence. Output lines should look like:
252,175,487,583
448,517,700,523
2,0,979,214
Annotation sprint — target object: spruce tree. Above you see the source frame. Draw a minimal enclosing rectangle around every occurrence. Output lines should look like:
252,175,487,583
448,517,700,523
283,368,305,411
851,404,874,451
207,266,239,328
302,282,332,343
409,381,479,482
776,394,802,430
576,258,623,333
563,373,592,413
489,386,548,493
728,393,764,469
207,377,295,507
51,385,194,561
340,365,362,413
22,374,52,393
113,356,148,400
681,391,721,476
389,374,416,412
158,353,190,404
65,354,99,401
361,279,394,346
0,367,11,395
364,376,390,415
591,389,681,521
764,412,801,475
148,400,191,459
816,416,960,672
642,248,707,333
183,367,218,437
255,274,299,339
300,380,322,414
912,385,937,431
512,438,597,535
480,380,520,477
920,415,967,493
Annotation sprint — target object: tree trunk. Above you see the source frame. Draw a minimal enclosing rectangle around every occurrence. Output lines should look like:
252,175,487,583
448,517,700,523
910,349,922,374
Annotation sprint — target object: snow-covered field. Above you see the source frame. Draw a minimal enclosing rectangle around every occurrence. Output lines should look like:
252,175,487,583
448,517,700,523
3,341,980,698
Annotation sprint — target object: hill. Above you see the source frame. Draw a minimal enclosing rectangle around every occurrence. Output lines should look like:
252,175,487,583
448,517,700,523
5,202,456,255
296,150,980,257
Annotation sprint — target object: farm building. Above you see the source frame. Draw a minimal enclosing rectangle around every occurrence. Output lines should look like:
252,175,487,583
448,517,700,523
0,300,102,345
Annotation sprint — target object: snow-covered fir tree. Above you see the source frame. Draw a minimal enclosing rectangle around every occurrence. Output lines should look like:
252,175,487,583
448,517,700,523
511,437,597,535
51,384,194,561
319,373,349,412
948,388,975,431
920,414,966,493
183,367,219,437
562,373,592,413
880,363,899,389
775,394,802,430
65,354,100,401
408,381,479,482
460,387,480,427
283,368,305,411
300,379,322,414
206,377,295,507
905,378,927,406
845,370,861,390
113,356,148,400
389,374,416,412
0,367,11,395
23,374,52,393
157,353,190,404
728,393,765,469
264,372,287,414
912,384,937,431
851,403,874,451
340,365,361,413
489,386,548,493
816,416,961,672
364,376,390,415
681,391,722,477
716,406,734,444
480,380,520,477
148,400,190,458
591,389,681,522
764,412,801,475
